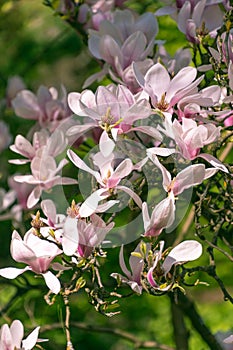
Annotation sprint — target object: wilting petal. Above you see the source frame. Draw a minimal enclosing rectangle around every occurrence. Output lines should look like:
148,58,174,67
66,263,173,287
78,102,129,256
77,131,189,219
162,240,203,275
42,271,61,294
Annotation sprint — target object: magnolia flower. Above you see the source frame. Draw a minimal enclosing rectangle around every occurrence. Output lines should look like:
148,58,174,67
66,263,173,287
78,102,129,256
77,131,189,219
40,199,115,256
156,0,223,43
9,129,67,165
148,115,228,172
177,85,221,119
67,148,142,217
12,85,72,131
88,9,158,81
0,320,44,350
147,240,202,291
13,152,77,209
111,241,146,294
67,213,114,257
142,195,176,237
147,152,218,197
67,84,161,151
0,229,62,294
133,62,204,114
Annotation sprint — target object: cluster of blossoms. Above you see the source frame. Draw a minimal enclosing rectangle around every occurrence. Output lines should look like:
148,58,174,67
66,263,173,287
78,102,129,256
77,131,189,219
0,0,232,348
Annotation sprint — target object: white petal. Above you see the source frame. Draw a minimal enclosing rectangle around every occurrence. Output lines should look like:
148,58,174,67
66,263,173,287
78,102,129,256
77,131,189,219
0,266,30,279
22,327,40,350
162,240,202,275
42,271,61,294
63,217,79,256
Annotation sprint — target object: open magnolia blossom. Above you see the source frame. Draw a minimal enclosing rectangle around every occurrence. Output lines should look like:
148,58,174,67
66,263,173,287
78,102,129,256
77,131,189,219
146,152,217,197
87,9,158,88
0,229,62,294
67,83,162,151
0,320,45,350
133,62,204,114
67,148,142,217
147,240,203,291
12,85,72,131
147,115,228,173
13,153,77,209
156,0,224,43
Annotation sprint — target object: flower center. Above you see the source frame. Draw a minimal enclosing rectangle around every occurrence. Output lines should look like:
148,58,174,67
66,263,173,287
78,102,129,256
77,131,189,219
156,94,169,111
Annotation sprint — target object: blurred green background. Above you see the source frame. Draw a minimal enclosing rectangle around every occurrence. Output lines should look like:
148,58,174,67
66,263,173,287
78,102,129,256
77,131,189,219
0,1,232,349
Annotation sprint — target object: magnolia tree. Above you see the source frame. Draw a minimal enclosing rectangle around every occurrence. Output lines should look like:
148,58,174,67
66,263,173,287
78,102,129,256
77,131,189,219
0,0,232,349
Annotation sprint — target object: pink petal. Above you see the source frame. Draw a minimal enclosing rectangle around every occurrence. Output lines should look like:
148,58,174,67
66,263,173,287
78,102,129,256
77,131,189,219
173,164,205,196
79,189,109,217
117,185,142,208
198,153,229,173
67,149,101,182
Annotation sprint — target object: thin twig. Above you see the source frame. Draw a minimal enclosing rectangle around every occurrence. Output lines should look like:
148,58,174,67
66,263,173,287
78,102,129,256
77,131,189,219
40,322,175,350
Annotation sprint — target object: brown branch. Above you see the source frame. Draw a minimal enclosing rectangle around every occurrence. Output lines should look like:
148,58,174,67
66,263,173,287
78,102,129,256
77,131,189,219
169,291,224,350
171,300,189,350
40,322,175,350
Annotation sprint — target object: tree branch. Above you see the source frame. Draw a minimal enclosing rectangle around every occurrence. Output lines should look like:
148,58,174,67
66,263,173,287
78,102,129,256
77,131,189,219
40,322,175,350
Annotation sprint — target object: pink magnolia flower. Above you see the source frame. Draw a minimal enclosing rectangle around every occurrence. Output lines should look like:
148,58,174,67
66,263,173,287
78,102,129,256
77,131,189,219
13,152,77,209
156,0,223,43
177,85,221,119
12,85,72,131
0,320,44,350
67,148,142,217
142,195,176,237
133,62,204,114
147,240,203,291
148,116,228,172
40,199,115,256
67,84,161,150
64,213,114,257
147,152,217,197
0,230,62,294
111,241,146,294
86,9,158,87
9,129,67,165
88,9,158,66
